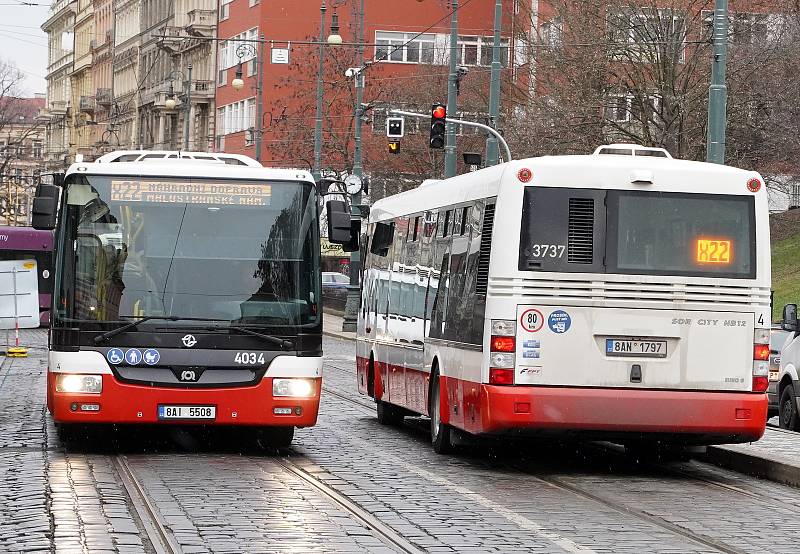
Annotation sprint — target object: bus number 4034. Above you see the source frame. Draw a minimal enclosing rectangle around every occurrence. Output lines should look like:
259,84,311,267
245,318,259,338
234,352,266,365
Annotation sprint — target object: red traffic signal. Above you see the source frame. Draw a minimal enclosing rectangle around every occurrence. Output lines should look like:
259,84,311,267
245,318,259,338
430,103,447,149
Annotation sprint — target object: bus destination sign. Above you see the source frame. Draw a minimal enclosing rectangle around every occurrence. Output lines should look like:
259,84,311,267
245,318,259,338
111,180,272,206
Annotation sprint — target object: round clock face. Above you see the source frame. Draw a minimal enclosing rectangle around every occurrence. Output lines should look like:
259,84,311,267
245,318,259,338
344,174,363,195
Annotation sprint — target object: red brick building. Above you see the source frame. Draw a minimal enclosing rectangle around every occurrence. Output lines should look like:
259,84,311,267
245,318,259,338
215,0,529,177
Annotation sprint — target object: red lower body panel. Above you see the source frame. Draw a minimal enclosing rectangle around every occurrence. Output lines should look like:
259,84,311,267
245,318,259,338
48,373,321,427
472,382,767,442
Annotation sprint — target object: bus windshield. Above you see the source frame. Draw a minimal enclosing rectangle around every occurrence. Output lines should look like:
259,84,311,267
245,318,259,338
55,175,320,328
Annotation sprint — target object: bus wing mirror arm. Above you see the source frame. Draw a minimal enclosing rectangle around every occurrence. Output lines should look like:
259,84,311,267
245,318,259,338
782,304,798,333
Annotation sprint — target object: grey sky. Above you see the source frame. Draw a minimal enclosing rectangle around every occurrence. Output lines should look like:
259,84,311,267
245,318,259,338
0,3,50,96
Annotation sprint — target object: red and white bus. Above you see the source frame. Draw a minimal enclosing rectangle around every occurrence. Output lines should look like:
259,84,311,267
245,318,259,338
353,145,771,453
32,151,323,446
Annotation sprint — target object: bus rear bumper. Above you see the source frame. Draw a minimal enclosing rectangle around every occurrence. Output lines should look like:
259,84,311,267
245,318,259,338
477,385,767,443
48,373,321,427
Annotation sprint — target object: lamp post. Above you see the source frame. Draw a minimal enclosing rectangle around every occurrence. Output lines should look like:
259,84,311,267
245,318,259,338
445,0,460,178
341,0,366,333
485,0,503,166
313,2,343,182
706,0,728,164
231,40,265,161
164,64,193,151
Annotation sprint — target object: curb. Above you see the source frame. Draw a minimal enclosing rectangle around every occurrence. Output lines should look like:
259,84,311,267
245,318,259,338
323,329,356,342
704,445,800,488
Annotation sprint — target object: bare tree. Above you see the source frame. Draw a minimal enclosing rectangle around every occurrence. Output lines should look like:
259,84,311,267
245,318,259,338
508,0,800,178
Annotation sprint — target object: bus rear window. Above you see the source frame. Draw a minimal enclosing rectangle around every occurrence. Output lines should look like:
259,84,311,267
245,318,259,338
607,191,755,278
519,188,756,279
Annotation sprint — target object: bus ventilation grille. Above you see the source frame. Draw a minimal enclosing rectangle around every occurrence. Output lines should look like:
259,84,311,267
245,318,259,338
567,198,594,264
476,203,496,295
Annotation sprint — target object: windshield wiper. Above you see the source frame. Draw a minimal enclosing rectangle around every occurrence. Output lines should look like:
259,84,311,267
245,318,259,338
93,316,180,344
204,325,294,350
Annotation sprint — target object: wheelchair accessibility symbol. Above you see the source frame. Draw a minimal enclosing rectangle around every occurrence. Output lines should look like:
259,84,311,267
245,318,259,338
106,348,124,365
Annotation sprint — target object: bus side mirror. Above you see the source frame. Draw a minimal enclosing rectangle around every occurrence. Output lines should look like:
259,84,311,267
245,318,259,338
341,219,360,253
326,200,353,245
31,184,59,230
783,304,798,332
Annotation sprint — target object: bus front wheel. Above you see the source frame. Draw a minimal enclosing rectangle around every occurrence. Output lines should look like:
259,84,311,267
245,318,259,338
258,426,294,448
376,400,404,426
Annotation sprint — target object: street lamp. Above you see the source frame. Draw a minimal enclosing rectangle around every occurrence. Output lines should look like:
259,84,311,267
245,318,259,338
228,40,265,161
164,64,193,151
313,2,346,182
231,43,255,91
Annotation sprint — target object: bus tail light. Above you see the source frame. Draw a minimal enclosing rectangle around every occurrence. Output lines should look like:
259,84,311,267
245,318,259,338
491,336,515,352
753,328,770,391
489,368,514,385
489,319,516,385
752,362,769,392
753,344,770,361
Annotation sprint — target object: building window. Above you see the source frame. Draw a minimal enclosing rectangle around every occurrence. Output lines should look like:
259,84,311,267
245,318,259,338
541,17,563,51
219,28,259,70
458,36,510,67
219,0,232,21
375,31,435,64
32,140,42,158
217,97,257,135
606,94,631,123
608,8,686,62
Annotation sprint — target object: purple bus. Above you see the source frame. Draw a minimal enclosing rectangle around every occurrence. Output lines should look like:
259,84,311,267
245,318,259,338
0,226,54,326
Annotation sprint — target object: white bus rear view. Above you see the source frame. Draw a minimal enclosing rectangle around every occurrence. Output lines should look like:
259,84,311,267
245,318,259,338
351,148,770,453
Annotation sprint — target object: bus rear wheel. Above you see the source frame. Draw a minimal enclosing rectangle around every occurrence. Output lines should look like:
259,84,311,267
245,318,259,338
430,372,454,455
376,400,404,426
258,426,294,448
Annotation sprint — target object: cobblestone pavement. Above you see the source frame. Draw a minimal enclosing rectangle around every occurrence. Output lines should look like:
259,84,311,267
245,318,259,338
5,330,800,553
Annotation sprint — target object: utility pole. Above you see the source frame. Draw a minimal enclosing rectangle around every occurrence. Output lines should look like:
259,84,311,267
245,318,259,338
706,0,728,164
255,35,265,162
486,0,503,166
183,64,192,151
342,0,365,333
445,0,459,178
312,2,328,182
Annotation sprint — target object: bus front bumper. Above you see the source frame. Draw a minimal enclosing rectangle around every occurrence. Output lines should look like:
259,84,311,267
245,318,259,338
477,385,767,443
48,373,321,427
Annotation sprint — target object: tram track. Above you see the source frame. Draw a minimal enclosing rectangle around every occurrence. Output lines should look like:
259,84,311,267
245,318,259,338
319,370,767,554
272,456,426,554
114,455,181,554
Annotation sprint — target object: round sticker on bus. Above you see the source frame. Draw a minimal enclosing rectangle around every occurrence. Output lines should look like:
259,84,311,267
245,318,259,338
22,262,35,270
517,168,533,183
520,308,544,333
746,178,761,192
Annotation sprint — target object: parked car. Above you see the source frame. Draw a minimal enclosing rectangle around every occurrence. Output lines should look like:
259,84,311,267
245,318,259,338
777,304,800,430
322,272,350,311
768,327,791,417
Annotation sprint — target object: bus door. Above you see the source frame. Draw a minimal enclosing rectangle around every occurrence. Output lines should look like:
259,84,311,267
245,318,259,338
385,219,409,407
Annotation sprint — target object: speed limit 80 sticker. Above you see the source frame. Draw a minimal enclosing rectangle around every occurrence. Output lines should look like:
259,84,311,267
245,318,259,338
520,308,544,333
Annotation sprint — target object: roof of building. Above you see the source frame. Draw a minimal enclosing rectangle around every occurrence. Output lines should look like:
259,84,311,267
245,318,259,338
0,96,46,126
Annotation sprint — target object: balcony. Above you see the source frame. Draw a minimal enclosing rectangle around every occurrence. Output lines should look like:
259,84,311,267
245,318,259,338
96,88,112,106
186,9,216,37
191,80,214,101
79,95,95,113
50,100,69,115
159,26,185,54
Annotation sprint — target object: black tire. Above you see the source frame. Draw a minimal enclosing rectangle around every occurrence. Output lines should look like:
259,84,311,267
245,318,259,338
779,384,800,431
376,400,404,426
259,426,295,448
429,372,454,454
55,423,86,444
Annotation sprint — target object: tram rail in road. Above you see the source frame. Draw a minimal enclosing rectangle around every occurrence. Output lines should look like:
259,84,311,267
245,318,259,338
114,455,182,554
320,365,777,554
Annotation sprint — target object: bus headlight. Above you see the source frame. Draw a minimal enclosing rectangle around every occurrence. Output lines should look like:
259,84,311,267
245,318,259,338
273,378,314,397
56,374,103,394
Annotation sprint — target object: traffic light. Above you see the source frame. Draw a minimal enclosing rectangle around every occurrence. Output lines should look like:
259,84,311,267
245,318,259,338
388,141,400,154
429,103,446,149
386,117,404,139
